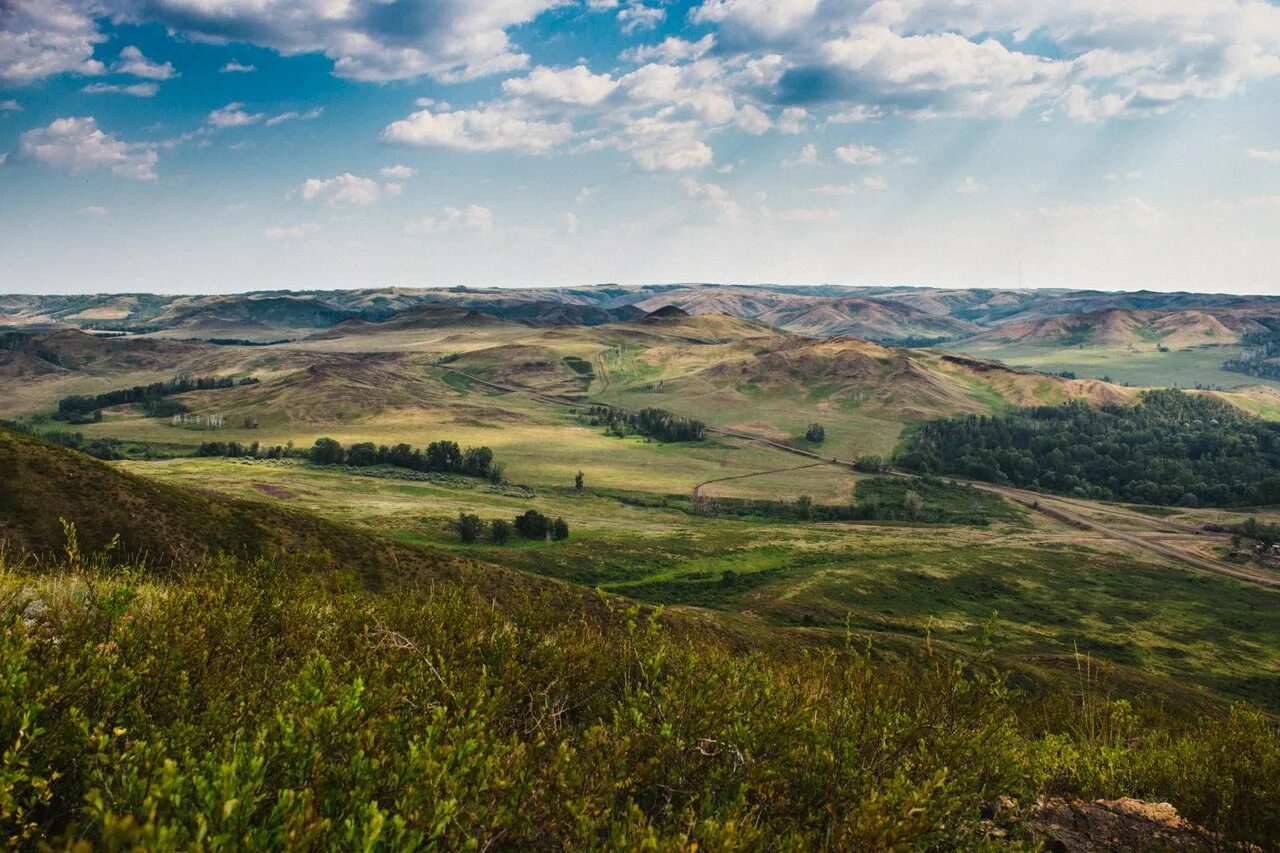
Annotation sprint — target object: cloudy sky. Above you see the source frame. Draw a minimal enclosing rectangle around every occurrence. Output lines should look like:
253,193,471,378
2,0,1280,294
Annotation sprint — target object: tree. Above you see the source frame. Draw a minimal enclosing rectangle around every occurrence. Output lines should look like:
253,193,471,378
458,512,483,543
489,518,512,544
574,470,584,491
902,490,924,521
795,495,812,519
310,437,345,465
805,423,825,443
552,517,569,540
514,510,550,540
345,442,379,467
462,446,494,477
426,440,463,473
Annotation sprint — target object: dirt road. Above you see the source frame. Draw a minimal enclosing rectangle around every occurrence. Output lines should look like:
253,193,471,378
692,461,830,499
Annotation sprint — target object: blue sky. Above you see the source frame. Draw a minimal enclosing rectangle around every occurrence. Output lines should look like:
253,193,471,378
2,0,1280,295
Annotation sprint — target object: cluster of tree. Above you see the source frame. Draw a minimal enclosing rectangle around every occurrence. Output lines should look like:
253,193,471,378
457,510,567,543
195,441,293,459
1223,330,1280,382
309,437,500,480
194,338,294,347
805,423,825,443
888,335,957,347
586,405,706,442
1209,516,1280,550
54,375,257,424
895,389,1280,507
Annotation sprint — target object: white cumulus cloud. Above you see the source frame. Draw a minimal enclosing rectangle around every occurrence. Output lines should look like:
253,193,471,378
834,143,884,166
82,82,158,97
503,65,618,105
209,102,265,129
382,102,573,154
102,0,560,83
298,173,385,206
0,0,105,86
406,204,494,235
20,116,158,180
112,45,176,80
380,164,418,179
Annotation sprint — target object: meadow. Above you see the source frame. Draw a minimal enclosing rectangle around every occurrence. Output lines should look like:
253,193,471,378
120,454,1280,709
946,341,1280,393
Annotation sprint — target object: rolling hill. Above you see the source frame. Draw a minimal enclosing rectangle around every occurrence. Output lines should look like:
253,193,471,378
959,307,1270,350
0,427,418,574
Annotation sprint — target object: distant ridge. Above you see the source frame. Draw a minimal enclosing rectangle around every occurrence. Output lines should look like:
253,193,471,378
641,305,692,322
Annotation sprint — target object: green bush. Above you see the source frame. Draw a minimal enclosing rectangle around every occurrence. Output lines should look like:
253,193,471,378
0,545,1277,848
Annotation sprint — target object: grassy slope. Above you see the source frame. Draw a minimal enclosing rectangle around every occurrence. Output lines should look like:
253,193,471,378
0,429,483,591
946,340,1280,392
118,455,1280,710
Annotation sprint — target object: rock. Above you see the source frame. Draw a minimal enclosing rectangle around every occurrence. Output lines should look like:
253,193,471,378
1027,796,1255,852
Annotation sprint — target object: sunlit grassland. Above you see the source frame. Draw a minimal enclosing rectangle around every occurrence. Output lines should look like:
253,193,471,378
595,380,909,458
61,373,825,492
119,455,1280,709
946,342,1280,391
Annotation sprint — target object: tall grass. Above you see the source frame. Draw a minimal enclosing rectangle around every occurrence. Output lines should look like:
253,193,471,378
1,535,1277,848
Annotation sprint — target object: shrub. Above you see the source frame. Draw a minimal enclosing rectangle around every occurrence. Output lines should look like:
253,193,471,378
0,548,1277,847
489,519,512,544
458,513,483,543
902,490,924,521
552,517,569,540
514,510,550,540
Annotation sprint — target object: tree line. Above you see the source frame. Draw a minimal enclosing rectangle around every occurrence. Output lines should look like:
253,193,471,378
586,405,706,442
457,509,568,543
1223,329,1280,382
308,437,500,480
895,389,1280,507
54,375,258,424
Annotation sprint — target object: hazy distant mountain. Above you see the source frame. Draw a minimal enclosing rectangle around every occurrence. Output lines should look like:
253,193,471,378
4,284,1279,346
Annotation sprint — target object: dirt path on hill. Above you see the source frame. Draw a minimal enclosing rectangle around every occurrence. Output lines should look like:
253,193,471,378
435,366,1280,589
593,354,610,393
692,461,830,499
970,482,1280,588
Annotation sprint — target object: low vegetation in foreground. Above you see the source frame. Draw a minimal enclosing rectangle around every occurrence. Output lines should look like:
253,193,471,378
3,542,1279,849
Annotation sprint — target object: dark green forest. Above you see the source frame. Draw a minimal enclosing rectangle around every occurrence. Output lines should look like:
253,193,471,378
54,375,257,423
896,390,1280,507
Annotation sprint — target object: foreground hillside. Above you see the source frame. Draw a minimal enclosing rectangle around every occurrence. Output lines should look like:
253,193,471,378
2,496,1278,846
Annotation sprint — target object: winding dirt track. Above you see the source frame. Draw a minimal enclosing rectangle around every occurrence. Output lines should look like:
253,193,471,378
436,366,1280,589
692,462,829,499
968,483,1280,589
